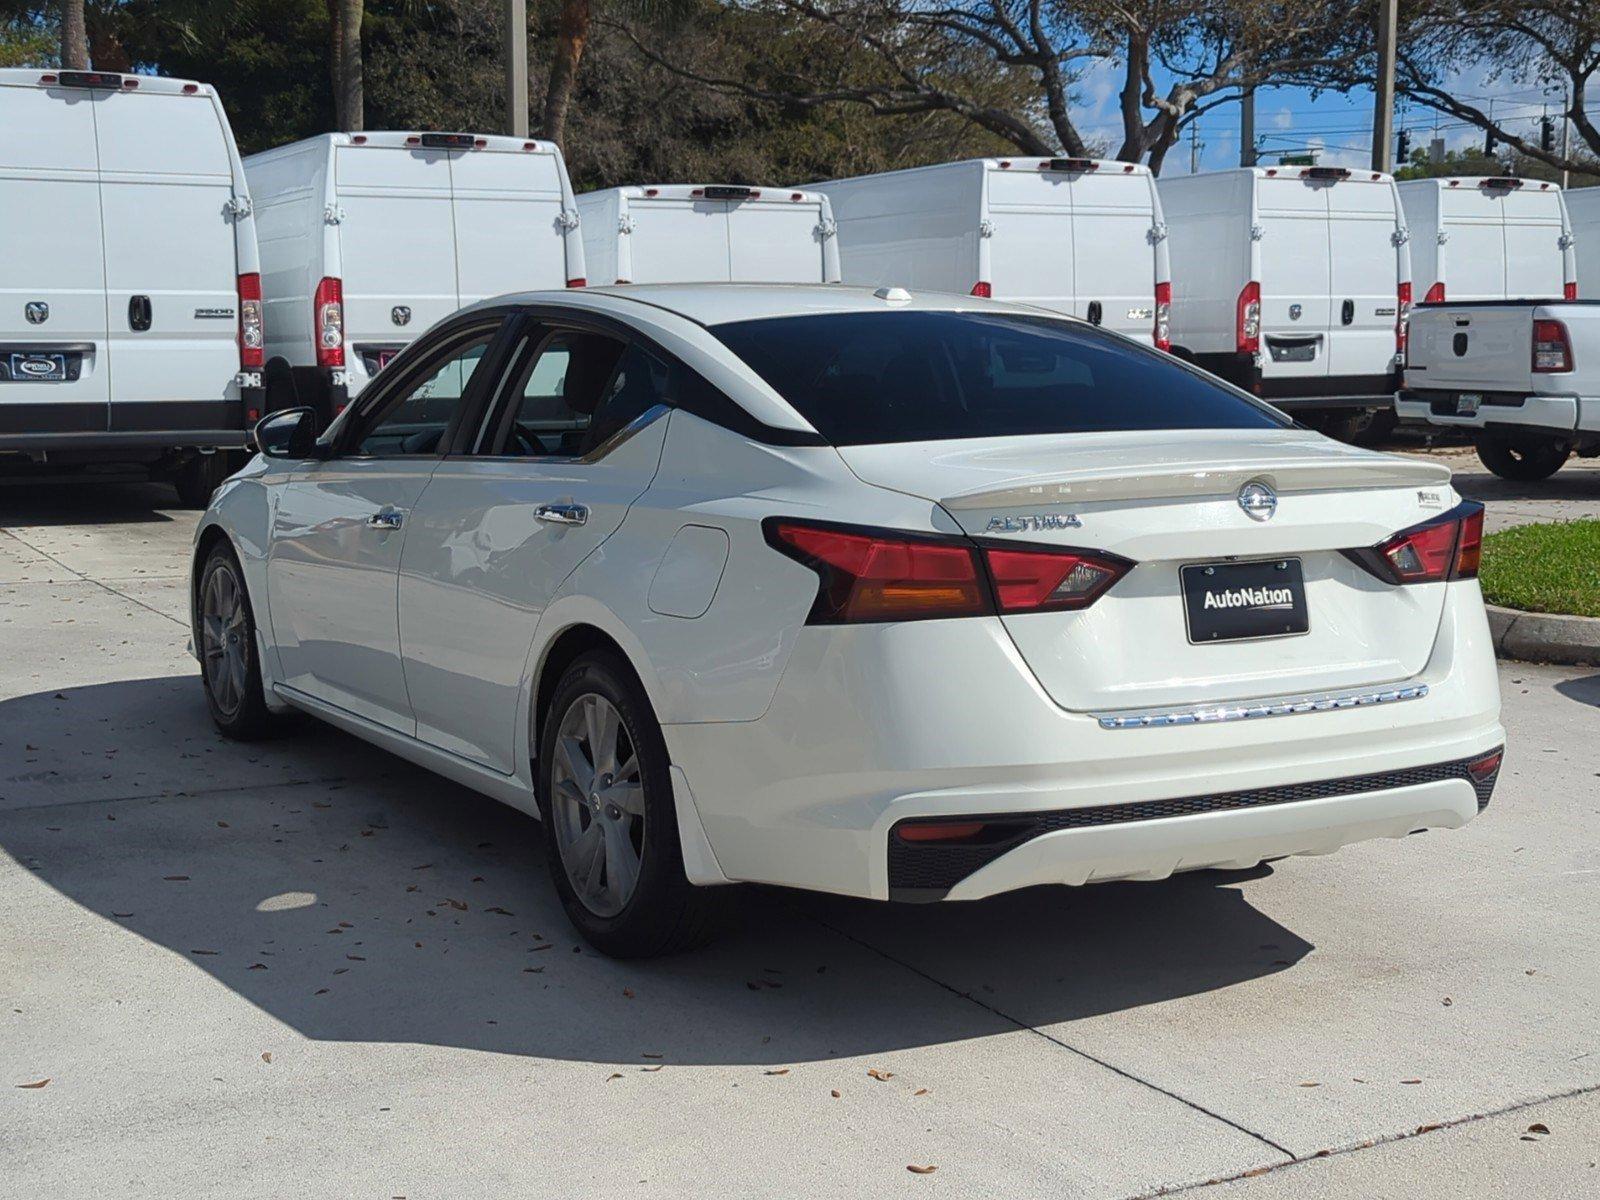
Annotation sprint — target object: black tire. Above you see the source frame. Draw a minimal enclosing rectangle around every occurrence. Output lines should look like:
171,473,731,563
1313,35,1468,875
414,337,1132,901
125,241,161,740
1476,435,1570,482
174,452,228,509
536,650,720,957
196,543,277,740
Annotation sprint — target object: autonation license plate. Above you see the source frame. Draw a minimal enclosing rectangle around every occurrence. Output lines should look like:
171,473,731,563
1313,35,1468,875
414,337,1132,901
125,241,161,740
1182,558,1309,643
9,353,67,382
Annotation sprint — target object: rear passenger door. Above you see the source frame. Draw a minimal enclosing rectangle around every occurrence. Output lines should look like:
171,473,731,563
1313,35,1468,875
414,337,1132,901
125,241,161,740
0,78,110,430
96,89,242,431
397,318,672,773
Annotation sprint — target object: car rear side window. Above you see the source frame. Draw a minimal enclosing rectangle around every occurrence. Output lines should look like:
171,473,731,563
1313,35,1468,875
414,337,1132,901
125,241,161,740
709,312,1288,445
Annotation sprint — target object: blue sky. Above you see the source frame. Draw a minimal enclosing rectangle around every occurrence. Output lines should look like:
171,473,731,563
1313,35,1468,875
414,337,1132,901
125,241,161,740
1071,60,1590,172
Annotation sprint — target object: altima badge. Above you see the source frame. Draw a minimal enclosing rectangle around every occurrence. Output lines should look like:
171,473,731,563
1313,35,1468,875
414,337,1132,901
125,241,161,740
1237,481,1277,522
986,513,1082,533
391,305,412,326
25,301,48,324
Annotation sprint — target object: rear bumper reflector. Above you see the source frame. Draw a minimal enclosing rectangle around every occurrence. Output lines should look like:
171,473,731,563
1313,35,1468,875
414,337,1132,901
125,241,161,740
1094,683,1428,729
887,749,1502,898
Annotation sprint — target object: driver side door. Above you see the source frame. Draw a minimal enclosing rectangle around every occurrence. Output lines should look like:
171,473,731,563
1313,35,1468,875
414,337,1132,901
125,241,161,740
265,316,511,731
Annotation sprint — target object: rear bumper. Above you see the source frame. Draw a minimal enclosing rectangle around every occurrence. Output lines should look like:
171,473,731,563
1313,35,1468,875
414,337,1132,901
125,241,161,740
1394,389,1581,434
664,581,1503,901
1258,374,1399,408
0,394,258,452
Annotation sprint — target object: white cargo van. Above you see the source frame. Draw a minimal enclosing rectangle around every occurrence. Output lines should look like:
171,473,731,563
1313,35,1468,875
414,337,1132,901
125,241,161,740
1564,186,1599,295
1398,176,1576,303
812,158,1171,346
1159,166,1410,427
244,132,584,416
0,68,263,505
577,185,840,285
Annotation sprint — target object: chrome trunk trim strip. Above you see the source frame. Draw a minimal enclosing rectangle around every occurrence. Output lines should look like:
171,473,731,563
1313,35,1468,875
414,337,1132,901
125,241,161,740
1094,684,1429,730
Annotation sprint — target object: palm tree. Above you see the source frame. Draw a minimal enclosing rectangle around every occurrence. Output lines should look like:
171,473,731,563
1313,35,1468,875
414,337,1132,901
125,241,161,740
61,0,89,68
326,0,364,131
540,0,685,149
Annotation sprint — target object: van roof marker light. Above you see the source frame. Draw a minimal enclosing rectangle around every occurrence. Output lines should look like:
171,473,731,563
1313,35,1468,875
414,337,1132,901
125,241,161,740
182,83,199,94
350,134,367,144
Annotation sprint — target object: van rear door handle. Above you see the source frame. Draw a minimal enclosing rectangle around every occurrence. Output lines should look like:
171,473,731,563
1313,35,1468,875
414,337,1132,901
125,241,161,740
128,295,152,332
1341,299,1355,326
535,503,588,526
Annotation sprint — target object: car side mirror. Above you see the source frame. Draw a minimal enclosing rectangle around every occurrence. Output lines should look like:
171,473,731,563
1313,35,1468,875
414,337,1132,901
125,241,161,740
252,407,321,459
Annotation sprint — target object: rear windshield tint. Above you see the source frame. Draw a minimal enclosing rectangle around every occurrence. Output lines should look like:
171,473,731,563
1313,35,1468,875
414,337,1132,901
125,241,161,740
709,311,1288,445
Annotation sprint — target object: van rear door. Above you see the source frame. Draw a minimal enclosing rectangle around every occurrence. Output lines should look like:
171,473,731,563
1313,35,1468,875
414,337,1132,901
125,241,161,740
1438,184,1508,299
1499,185,1566,298
725,197,831,282
334,143,459,361
1070,170,1159,340
985,166,1075,313
95,87,241,432
626,196,734,283
448,145,571,302
1256,175,1332,380
0,76,110,429
1325,177,1401,378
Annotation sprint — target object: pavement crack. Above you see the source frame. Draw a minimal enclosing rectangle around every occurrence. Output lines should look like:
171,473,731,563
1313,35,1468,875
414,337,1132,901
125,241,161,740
795,904,1296,1161
0,530,187,628
1,774,355,817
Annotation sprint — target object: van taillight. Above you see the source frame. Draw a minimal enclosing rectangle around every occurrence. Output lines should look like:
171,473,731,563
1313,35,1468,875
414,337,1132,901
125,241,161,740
1565,281,1578,301
237,273,264,369
1533,319,1573,373
1348,503,1484,585
313,277,344,369
1236,281,1261,354
1154,281,1172,351
566,277,587,288
1424,282,1445,304
1396,281,1412,353
764,518,1131,623
970,282,992,298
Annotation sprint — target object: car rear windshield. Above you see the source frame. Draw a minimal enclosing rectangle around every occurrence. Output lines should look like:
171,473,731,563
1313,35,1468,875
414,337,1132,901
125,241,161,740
709,311,1288,445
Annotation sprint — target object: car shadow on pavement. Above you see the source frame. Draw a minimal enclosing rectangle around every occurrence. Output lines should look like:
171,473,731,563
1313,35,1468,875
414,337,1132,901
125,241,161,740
0,676,1313,1067
0,480,181,527
1553,673,1600,708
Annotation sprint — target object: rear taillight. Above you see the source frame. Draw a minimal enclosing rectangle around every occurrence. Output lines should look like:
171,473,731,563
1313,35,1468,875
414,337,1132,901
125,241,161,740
1424,282,1445,304
1564,281,1578,301
1532,319,1572,373
1154,281,1172,351
313,276,344,368
970,281,992,299
1396,281,1412,353
566,277,587,288
764,519,1131,623
1236,281,1260,354
237,273,264,369
1349,502,1484,585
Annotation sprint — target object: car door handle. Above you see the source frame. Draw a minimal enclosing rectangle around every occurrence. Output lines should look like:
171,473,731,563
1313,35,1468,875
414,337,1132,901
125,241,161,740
534,503,588,526
367,509,404,531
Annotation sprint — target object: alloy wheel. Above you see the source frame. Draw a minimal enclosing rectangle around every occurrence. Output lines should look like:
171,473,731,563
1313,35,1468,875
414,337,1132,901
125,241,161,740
201,562,250,718
549,692,646,918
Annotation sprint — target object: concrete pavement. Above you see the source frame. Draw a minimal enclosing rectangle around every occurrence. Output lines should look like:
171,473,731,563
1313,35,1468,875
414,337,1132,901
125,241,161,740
2,481,1597,1198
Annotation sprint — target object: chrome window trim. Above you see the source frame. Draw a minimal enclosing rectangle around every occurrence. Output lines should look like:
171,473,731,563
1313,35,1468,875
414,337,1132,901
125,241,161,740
1094,683,1429,730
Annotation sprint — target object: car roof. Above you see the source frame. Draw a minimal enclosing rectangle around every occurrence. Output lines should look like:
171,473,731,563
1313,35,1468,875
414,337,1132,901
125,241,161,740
474,283,1078,327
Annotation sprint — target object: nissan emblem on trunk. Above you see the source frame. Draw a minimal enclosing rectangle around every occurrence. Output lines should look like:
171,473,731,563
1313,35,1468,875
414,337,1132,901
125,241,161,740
1237,481,1277,521
25,301,48,324
391,306,412,326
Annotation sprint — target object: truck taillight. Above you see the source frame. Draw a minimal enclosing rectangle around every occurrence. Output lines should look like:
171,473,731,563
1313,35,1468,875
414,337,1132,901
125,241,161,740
970,282,992,299
1348,502,1485,585
1565,281,1578,301
1424,282,1445,304
314,276,344,368
1154,281,1172,351
1396,281,1412,353
764,518,1131,624
1532,318,1573,373
1236,281,1260,354
237,273,264,368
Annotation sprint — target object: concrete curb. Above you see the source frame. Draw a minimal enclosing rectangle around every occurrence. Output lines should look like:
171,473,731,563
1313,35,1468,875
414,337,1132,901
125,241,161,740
1487,604,1600,667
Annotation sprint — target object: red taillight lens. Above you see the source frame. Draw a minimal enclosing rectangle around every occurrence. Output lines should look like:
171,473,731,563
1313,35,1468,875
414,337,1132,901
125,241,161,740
313,276,344,368
984,546,1129,613
1396,281,1412,353
1154,281,1172,351
970,281,992,298
566,277,587,288
765,521,988,623
1466,748,1503,783
1236,281,1260,354
1355,502,1485,585
1424,282,1445,304
236,272,264,369
1532,319,1572,373
1564,281,1578,301
895,821,990,843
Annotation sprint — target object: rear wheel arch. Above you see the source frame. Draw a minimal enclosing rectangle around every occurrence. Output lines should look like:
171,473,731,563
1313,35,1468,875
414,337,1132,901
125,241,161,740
533,623,656,755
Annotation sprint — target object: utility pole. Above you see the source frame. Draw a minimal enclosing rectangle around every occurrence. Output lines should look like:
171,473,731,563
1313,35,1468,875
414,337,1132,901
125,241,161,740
1561,88,1572,189
504,0,529,139
1241,87,1257,167
1372,0,1398,172
1190,122,1201,174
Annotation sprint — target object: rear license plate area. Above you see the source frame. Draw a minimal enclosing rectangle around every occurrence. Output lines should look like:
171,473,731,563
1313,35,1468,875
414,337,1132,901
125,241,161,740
6,352,73,382
1182,559,1309,644
1454,392,1481,416
1266,339,1317,364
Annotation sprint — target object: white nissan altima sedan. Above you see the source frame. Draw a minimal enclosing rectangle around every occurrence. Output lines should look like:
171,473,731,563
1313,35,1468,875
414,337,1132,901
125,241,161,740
192,284,1505,956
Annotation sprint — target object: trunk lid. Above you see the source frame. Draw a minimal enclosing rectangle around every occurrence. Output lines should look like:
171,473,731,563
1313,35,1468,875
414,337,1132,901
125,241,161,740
837,428,1455,714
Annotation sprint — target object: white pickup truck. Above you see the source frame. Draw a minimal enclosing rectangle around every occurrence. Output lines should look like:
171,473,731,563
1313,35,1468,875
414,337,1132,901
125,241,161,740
1396,299,1600,480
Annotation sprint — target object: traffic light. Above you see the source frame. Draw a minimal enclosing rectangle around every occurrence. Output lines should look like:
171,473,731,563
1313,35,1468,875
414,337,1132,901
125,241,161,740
1540,115,1555,153
1485,128,1497,155
1397,129,1411,161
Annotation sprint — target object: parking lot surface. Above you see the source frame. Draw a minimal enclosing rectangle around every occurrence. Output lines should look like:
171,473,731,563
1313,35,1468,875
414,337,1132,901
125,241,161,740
2,473,1597,1199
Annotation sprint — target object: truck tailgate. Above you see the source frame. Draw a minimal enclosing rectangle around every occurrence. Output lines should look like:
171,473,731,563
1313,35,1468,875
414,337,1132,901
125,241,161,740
1406,304,1531,392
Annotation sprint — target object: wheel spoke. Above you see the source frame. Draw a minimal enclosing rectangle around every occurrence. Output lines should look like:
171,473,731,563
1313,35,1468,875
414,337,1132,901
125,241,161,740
605,783,645,817
602,819,640,903
554,735,594,796
585,697,619,777
566,819,603,892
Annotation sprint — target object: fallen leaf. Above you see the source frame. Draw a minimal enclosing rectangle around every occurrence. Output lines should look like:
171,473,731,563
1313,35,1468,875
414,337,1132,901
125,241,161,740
1442,997,1453,1007
642,1053,664,1059
1241,1167,1272,1179
189,949,220,956
217,821,229,828
764,1068,790,1076
867,1068,894,1081
1298,1082,1319,1088
346,955,365,961
248,963,268,971
606,1073,623,1082
315,988,330,996
112,912,134,919
907,1165,937,1175
485,907,514,916
261,1052,272,1064
914,1088,929,1096
1527,1123,1551,1136
830,1089,841,1098
1416,1123,1441,1134
16,1079,50,1089
163,875,190,882
445,899,468,911
1400,1079,1423,1085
